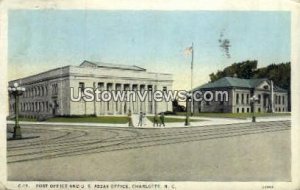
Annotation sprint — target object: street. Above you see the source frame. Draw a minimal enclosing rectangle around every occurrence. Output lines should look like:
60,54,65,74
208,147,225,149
7,120,291,181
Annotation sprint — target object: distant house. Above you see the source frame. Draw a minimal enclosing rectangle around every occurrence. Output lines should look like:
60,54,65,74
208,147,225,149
192,77,288,113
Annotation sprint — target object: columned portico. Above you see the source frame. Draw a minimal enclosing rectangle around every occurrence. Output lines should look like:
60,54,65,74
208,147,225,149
82,81,166,115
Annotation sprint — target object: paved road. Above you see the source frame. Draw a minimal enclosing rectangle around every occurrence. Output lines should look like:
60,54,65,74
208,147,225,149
7,120,291,181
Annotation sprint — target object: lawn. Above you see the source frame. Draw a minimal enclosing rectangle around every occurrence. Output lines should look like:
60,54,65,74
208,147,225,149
8,117,37,122
9,116,129,124
47,116,128,124
175,112,291,119
147,116,201,123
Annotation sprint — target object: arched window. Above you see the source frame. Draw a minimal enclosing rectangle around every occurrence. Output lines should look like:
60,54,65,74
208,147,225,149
38,87,40,96
41,102,44,112
46,101,49,112
38,86,41,96
41,86,44,96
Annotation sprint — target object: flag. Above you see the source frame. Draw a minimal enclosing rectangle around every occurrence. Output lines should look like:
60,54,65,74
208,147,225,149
184,46,193,56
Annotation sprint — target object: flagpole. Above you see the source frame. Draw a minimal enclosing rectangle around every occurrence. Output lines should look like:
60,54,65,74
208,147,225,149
191,43,194,116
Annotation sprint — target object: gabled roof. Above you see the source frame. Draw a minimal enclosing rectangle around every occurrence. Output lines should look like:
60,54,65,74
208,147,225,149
193,77,287,92
79,60,146,71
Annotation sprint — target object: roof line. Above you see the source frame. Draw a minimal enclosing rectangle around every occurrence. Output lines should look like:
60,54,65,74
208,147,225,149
9,65,71,82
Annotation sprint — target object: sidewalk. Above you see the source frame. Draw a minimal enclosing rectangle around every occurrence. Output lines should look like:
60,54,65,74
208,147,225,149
6,120,129,128
7,115,290,129
130,114,291,128
131,114,153,128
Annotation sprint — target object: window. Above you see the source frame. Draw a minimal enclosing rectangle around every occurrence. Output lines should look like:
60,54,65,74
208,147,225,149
278,96,281,104
242,108,244,113
237,108,239,113
163,86,167,96
241,94,244,104
52,84,58,95
98,82,104,90
258,95,261,104
46,101,49,112
246,94,249,104
247,108,250,113
41,87,44,96
258,108,261,112
282,96,285,105
236,94,239,104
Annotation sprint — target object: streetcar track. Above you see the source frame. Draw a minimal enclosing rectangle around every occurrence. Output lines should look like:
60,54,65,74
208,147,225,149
7,123,289,156
8,126,289,163
7,123,288,163
7,121,291,163
7,120,290,149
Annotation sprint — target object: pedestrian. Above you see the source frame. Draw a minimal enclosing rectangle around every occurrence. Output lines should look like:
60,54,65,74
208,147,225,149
153,114,159,127
159,112,165,127
138,112,143,127
143,112,146,126
128,110,133,127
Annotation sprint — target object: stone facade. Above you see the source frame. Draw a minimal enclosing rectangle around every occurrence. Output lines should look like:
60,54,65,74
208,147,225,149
192,77,288,113
8,61,173,118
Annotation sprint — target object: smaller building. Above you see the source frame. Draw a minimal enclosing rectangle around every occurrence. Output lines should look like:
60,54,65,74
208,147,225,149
192,77,288,113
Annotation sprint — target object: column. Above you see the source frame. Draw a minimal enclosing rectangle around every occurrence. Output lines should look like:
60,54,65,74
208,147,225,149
137,84,140,114
153,85,157,114
129,84,133,113
112,83,116,115
120,84,124,115
103,82,107,115
93,82,97,116
144,84,149,113
115,83,121,115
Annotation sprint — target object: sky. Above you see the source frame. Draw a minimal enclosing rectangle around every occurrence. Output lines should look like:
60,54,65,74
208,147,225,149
8,10,290,90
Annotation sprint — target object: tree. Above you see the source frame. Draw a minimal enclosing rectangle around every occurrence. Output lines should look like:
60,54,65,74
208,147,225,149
209,60,257,82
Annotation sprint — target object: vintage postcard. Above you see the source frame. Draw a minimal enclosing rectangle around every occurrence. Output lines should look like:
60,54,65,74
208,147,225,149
1,0,300,190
